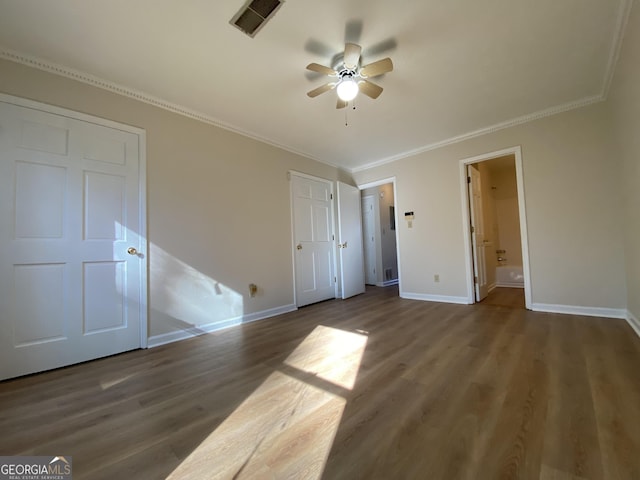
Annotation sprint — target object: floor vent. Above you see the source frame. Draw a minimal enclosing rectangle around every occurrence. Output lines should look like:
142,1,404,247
230,0,284,38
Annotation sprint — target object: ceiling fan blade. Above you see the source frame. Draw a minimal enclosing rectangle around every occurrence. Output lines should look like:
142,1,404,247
360,58,393,78
343,43,362,69
307,82,336,98
336,99,348,109
306,63,337,76
359,80,383,99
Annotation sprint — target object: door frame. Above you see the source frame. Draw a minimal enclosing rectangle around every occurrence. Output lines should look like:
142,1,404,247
0,93,149,347
459,146,532,309
288,170,338,305
336,181,365,299
357,177,402,294
467,164,489,302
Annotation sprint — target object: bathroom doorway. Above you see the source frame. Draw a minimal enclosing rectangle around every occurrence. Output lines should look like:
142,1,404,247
359,179,400,289
460,147,532,309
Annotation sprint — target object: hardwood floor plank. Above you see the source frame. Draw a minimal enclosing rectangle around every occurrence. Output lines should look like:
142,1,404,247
1,286,639,480
541,317,603,479
581,317,640,480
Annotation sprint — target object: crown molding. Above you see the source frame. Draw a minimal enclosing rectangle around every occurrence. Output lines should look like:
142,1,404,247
601,0,634,100
0,47,342,171
351,0,634,174
2,0,631,178
351,94,604,173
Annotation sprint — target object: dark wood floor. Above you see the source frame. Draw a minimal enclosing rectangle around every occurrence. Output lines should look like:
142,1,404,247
481,286,526,309
1,286,639,479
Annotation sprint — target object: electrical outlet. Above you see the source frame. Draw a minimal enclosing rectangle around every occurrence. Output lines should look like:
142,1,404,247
434,274,440,283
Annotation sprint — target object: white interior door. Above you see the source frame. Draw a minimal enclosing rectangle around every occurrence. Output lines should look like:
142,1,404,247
291,173,335,307
362,195,377,285
0,99,146,380
337,182,365,299
468,165,489,301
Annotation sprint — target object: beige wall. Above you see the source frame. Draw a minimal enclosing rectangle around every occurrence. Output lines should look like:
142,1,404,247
2,30,635,332
609,0,640,321
354,101,627,309
0,59,344,338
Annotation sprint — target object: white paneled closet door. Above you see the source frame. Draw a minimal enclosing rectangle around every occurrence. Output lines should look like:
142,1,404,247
0,98,146,380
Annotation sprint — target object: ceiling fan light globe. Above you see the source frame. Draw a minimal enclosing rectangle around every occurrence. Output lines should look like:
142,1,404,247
337,78,359,101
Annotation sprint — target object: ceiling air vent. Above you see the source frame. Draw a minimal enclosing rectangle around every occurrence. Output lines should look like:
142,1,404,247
230,0,284,38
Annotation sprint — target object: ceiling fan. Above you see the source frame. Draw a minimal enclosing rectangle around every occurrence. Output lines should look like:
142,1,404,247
306,43,393,109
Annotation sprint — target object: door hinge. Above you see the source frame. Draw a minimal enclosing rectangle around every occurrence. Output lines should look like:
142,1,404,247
467,176,471,184
334,277,337,283
332,234,335,241
474,276,478,283
471,226,475,233
330,193,333,200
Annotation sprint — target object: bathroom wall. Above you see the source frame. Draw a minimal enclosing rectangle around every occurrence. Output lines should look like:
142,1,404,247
488,160,523,267
476,163,498,288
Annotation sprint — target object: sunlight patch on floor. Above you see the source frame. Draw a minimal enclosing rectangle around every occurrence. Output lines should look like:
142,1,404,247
284,324,368,390
99,372,138,390
166,325,368,479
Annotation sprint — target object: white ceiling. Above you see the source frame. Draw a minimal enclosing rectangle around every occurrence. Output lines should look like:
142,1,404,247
0,0,630,172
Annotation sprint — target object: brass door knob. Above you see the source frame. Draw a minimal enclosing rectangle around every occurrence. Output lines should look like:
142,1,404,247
296,244,302,250
127,247,138,255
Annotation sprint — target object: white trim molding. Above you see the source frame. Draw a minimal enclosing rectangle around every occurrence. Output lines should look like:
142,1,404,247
3,2,634,179
602,0,634,98
531,303,627,319
626,310,640,338
376,279,399,287
401,292,471,305
459,146,533,310
0,47,338,170
350,0,633,174
352,96,603,173
148,304,297,348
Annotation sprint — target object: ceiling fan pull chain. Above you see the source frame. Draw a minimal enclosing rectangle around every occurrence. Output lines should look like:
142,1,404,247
345,107,348,126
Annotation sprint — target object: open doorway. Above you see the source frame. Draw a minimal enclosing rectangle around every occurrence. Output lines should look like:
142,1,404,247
460,147,532,309
358,179,400,290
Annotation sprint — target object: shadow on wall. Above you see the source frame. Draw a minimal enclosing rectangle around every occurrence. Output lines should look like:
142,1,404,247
149,243,245,340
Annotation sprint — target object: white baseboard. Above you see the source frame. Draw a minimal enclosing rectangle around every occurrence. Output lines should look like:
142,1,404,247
401,292,471,305
495,283,525,288
147,304,297,348
626,310,640,338
531,303,627,319
376,279,399,287
488,283,497,293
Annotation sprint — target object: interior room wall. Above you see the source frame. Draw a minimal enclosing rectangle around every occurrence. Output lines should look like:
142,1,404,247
487,160,523,267
0,59,346,340
608,0,640,323
353,101,626,310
